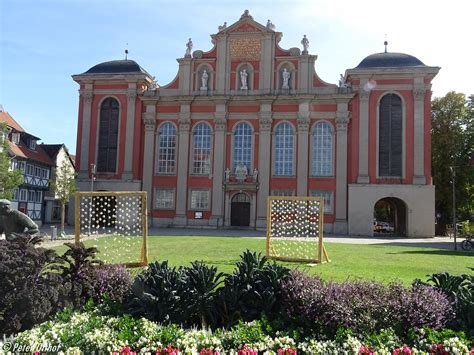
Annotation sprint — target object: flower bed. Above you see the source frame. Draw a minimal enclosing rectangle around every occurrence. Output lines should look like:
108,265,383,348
10,309,472,354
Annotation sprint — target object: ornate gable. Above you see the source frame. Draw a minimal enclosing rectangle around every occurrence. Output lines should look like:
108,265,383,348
216,10,274,35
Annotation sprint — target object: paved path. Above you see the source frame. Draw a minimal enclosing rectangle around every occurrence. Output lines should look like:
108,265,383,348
38,224,464,250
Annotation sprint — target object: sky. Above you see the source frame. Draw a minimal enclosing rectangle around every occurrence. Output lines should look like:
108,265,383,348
1,0,473,155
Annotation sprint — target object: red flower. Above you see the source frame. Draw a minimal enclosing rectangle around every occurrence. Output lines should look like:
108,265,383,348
358,345,374,355
156,344,180,355
113,347,136,355
277,348,297,355
199,348,219,355
238,344,258,355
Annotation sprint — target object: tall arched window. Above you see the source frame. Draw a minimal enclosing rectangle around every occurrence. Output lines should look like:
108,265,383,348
233,122,252,171
379,94,402,177
312,122,333,176
156,122,177,174
97,98,119,173
192,123,212,174
274,122,294,176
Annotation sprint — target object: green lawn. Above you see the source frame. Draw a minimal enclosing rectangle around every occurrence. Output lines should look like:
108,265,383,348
51,235,474,285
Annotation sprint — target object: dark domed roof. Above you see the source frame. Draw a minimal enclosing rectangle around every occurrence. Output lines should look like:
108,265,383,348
356,52,425,69
84,60,150,75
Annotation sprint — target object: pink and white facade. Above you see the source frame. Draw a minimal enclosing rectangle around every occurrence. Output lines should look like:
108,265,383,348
73,11,439,236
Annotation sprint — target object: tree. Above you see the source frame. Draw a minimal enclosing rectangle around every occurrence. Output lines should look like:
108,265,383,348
431,92,474,234
50,158,76,232
0,122,23,199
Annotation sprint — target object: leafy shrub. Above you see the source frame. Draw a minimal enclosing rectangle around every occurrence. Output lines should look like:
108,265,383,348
281,270,454,338
128,252,290,329
59,242,103,309
424,272,474,337
216,250,291,327
127,260,186,325
181,261,224,328
91,264,132,304
0,235,70,334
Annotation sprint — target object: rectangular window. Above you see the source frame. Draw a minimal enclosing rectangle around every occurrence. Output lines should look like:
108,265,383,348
28,139,36,150
26,164,34,176
28,190,34,201
34,191,42,203
271,189,295,196
310,190,333,214
11,132,20,144
19,189,27,202
190,190,209,210
35,166,41,177
154,189,175,209
12,188,19,201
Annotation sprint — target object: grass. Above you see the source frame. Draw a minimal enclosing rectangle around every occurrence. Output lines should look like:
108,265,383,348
51,235,474,285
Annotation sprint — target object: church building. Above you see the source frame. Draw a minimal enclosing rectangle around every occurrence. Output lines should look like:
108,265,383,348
73,10,439,236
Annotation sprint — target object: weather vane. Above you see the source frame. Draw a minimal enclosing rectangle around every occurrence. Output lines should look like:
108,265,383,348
125,43,129,60
384,34,388,53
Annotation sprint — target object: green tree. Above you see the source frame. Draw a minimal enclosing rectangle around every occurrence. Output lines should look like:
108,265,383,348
431,92,474,233
50,158,76,232
0,122,23,199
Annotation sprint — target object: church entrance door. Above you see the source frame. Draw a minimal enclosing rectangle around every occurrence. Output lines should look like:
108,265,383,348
231,193,251,227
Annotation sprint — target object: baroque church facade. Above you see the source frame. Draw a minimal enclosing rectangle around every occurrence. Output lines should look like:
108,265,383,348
73,11,439,236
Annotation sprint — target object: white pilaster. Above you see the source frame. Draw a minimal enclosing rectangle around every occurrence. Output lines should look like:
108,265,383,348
78,87,93,178
413,84,426,184
256,103,272,228
357,84,370,183
123,85,137,180
334,102,350,234
210,102,227,226
174,104,191,226
142,107,156,217
297,101,310,195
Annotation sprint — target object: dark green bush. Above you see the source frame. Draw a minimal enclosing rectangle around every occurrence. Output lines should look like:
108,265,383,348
0,236,69,334
127,260,187,324
127,251,290,329
216,250,291,327
424,272,474,338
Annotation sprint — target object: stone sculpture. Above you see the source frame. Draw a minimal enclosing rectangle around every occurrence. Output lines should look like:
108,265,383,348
0,199,39,241
282,68,290,89
301,35,309,54
185,38,193,57
201,70,209,90
240,69,248,90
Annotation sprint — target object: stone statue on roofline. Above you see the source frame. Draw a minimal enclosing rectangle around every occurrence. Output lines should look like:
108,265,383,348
185,38,193,58
301,34,309,54
0,199,39,241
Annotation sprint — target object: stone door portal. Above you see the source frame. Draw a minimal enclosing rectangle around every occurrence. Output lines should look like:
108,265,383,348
231,193,251,227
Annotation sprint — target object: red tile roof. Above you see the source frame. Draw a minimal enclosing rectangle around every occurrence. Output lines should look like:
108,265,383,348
1,111,53,166
7,140,54,166
0,111,25,132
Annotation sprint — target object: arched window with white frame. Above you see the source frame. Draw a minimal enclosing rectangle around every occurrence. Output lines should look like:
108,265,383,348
192,122,212,174
156,122,177,174
274,122,294,176
312,121,333,176
233,122,252,171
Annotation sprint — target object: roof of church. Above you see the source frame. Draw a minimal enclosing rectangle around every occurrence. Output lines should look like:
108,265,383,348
356,52,425,69
84,59,150,75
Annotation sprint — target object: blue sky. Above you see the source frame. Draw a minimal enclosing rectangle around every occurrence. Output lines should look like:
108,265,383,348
1,0,472,155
